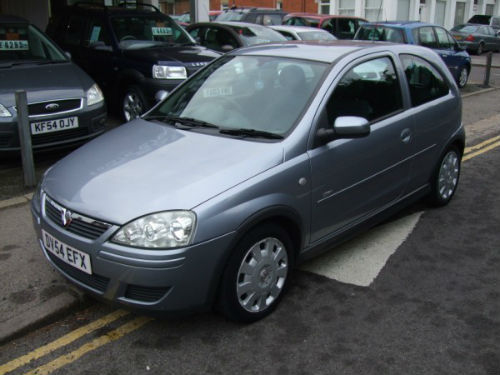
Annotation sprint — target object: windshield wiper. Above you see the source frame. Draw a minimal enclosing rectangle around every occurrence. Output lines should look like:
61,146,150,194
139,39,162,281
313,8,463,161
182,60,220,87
219,128,283,139
146,115,219,129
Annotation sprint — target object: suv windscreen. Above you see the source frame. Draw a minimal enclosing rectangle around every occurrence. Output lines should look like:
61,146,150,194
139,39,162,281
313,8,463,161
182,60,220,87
355,26,405,42
226,25,287,45
0,23,67,64
111,15,193,49
148,55,328,137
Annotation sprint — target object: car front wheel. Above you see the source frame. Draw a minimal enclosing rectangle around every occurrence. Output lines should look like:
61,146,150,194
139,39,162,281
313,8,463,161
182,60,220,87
122,86,146,122
429,146,461,206
218,223,293,323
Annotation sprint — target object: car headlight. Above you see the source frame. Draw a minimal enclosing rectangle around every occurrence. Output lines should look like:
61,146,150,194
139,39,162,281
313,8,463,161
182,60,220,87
86,84,104,106
112,211,196,248
152,65,187,80
0,103,12,117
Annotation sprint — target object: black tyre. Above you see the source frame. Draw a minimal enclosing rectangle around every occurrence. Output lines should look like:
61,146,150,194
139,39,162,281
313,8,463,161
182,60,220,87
457,66,468,88
476,43,484,55
122,86,146,122
218,223,294,323
429,146,461,206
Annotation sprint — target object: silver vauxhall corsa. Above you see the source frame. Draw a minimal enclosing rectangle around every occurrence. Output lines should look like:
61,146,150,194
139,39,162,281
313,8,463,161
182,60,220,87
31,41,464,322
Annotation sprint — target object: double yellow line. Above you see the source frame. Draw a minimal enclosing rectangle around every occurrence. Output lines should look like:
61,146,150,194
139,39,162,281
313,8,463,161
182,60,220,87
0,310,152,375
463,135,500,162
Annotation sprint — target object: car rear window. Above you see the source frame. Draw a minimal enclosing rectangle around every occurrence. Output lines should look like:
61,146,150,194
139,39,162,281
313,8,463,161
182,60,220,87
451,25,479,33
355,26,405,43
227,25,287,45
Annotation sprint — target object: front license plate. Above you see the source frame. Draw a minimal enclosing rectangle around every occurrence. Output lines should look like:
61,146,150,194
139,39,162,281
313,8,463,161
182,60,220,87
30,116,79,135
42,230,92,275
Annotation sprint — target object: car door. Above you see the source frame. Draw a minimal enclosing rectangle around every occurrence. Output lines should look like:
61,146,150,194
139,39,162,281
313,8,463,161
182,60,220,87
308,55,413,243
78,17,116,92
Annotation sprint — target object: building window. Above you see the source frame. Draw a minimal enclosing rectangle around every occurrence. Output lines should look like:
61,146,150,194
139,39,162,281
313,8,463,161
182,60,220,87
339,0,355,16
319,0,330,14
365,0,383,21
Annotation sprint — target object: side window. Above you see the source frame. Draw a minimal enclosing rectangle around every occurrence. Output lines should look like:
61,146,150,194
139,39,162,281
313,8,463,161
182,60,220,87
63,15,86,46
326,57,402,123
338,19,356,38
435,27,452,50
446,32,457,48
400,54,449,107
85,19,112,50
417,27,438,48
188,27,202,43
321,19,335,34
279,30,295,40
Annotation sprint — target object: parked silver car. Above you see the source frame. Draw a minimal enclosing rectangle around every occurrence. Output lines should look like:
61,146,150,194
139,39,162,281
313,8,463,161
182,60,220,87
31,41,464,322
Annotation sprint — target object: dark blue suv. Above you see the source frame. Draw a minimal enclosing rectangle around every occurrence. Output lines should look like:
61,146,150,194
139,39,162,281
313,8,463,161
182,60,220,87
354,21,471,88
46,3,220,121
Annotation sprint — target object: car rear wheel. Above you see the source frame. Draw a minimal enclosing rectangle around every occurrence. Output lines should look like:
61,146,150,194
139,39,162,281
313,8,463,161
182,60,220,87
122,86,146,122
457,66,469,88
218,223,293,323
476,43,484,55
429,146,461,206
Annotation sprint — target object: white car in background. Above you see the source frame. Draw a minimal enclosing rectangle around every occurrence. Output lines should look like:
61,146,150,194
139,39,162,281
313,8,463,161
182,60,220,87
269,25,337,41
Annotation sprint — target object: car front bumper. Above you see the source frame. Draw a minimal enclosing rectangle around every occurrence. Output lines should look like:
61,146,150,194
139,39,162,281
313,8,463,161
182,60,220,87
0,103,107,152
31,193,235,314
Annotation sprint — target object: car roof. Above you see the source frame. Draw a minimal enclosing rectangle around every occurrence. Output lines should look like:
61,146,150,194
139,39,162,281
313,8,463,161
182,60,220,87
361,20,437,29
0,15,29,24
232,40,424,63
269,25,330,33
285,13,366,20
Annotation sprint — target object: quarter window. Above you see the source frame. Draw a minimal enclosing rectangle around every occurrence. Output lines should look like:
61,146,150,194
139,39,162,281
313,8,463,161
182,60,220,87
435,27,452,50
400,54,449,107
417,27,438,48
326,57,402,123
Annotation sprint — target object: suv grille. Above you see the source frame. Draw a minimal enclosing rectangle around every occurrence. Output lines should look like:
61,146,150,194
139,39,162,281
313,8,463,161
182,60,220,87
44,195,112,240
28,99,82,116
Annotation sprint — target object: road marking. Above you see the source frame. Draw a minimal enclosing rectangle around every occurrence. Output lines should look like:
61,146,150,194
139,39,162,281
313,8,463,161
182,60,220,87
24,316,153,375
0,309,129,374
301,212,423,286
463,138,500,161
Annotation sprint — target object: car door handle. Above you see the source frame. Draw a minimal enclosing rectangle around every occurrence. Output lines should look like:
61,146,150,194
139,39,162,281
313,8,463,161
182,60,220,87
401,128,412,144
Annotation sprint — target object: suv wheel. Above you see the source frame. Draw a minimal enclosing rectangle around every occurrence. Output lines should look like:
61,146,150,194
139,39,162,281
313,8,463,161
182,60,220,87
122,86,146,121
218,223,293,323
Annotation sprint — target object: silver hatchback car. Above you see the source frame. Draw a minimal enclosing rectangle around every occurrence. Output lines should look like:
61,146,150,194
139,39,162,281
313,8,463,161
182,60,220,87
31,41,464,322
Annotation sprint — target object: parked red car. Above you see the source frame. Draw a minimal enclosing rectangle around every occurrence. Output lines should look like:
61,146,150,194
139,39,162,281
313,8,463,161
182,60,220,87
283,13,367,39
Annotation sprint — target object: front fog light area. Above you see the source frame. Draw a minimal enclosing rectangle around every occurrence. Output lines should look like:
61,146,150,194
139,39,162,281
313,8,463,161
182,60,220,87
112,211,196,248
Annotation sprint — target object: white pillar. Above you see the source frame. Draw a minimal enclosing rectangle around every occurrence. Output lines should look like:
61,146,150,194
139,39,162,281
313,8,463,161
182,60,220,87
354,0,364,18
465,0,474,22
384,0,398,19
410,0,420,19
444,0,457,29
428,0,437,23
478,0,487,13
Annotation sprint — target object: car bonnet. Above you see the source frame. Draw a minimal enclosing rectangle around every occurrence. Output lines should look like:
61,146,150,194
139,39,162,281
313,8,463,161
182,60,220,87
42,119,285,225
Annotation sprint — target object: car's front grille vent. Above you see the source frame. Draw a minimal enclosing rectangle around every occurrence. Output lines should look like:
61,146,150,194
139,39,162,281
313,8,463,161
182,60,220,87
28,99,82,116
44,195,112,240
0,135,10,147
124,284,170,303
46,251,109,292
31,128,89,145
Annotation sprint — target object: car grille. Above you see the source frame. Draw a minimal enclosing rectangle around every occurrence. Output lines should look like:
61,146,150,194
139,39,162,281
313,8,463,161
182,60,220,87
0,134,10,147
44,195,112,240
28,99,82,116
124,284,170,303
46,251,110,293
31,128,89,146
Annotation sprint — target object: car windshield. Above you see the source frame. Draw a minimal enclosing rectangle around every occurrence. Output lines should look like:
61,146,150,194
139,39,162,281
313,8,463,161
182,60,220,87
227,25,287,45
355,26,405,43
297,30,336,40
111,15,193,49
215,10,248,22
147,55,328,137
0,23,67,64
452,25,479,33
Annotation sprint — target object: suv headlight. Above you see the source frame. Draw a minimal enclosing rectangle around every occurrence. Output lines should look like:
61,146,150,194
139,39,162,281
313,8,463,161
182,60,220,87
153,65,187,80
112,211,196,248
86,84,104,106
0,103,12,117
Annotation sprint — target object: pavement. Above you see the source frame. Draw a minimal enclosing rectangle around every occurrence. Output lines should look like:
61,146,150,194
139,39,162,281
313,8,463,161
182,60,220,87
1,86,500,346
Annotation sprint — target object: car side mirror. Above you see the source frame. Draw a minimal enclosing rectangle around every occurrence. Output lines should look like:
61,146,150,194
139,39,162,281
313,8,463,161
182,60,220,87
65,51,72,60
316,116,370,143
221,44,234,52
334,116,370,137
155,90,168,102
